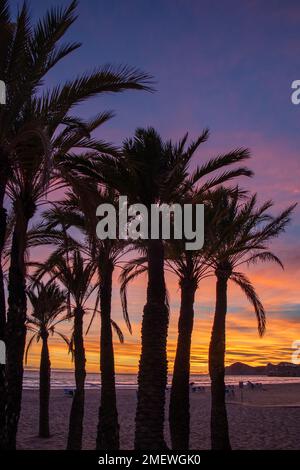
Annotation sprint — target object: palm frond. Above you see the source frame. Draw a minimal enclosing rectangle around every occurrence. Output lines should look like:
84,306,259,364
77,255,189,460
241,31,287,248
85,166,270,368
111,319,124,344
119,258,147,334
245,251,284,270
25,333,37,364
231,272,266,336
188,148,251,187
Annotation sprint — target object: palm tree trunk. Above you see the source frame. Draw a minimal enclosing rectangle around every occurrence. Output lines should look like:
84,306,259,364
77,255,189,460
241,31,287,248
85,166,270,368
5,208,31,449
0,147,8,449
169,278,196,449
96,260,119,450
0,261,5,449
0,275,5,449
67,306,86,450
39,332,51,438
0,242,6,449
135,239,169,450
209,268,231,450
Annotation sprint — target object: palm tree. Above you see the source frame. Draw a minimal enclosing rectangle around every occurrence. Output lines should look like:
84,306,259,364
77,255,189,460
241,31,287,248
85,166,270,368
0,0,79,284
61,187,128,450
0,1,150,448
26,282,68,438
119,244,209,450
29,188,128,450
4,107,114,450
2,70,150,447
166,188,247,449
205,188,296,449
32,248,97,450
0,0,69,443
80,127,253,449
166,245,210,449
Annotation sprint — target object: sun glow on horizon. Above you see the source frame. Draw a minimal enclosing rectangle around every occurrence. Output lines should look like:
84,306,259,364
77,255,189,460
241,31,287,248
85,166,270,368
25,265,300,374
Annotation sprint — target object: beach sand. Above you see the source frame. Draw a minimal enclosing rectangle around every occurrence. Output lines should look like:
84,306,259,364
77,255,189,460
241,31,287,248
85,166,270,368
17,383,300,450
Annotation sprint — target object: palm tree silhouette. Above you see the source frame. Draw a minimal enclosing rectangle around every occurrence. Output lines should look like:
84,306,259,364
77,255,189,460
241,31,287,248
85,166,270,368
0,0,79,331
26,282,68,438
205,188,296,449
119,239,210,450
166,188,247,449
4,107,115,450
29,187,128,449
32,247,97,449
2,0,152,446
89,127,253,449
64,186,128,450
0,0,68,443
165,243,210,449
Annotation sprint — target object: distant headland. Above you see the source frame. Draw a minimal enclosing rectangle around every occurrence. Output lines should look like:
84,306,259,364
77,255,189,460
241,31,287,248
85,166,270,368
225,362,300,377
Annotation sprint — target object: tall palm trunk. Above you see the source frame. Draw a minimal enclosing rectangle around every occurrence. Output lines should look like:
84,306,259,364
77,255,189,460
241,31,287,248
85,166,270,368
0,260,5,449
67,306,86,450
96,260,119,450
135,239,169,450
0,241,6,449
0,147,8,448
209,266,231,450
39,331,51,438
5,201,34,449
0,264,5,449
169,277,196,449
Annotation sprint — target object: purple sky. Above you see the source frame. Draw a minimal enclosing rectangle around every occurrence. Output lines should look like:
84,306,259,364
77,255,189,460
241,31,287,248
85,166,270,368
13,0,300,369
20,0,299,248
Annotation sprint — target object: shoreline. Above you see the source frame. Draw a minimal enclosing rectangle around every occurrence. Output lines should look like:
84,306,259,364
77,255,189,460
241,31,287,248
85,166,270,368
22,370,300,390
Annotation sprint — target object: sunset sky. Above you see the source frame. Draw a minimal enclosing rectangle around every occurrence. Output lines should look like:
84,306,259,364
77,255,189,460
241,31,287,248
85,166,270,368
19,0,300,373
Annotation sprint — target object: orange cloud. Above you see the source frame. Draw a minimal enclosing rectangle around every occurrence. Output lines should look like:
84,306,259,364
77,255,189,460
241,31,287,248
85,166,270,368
25,262,300,374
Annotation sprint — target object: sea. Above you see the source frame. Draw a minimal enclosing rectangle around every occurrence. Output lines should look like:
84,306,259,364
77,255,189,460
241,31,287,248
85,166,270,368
23,369,300,390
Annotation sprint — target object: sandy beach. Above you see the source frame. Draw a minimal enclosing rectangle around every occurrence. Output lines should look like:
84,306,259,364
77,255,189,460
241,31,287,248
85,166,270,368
17,383,300,450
